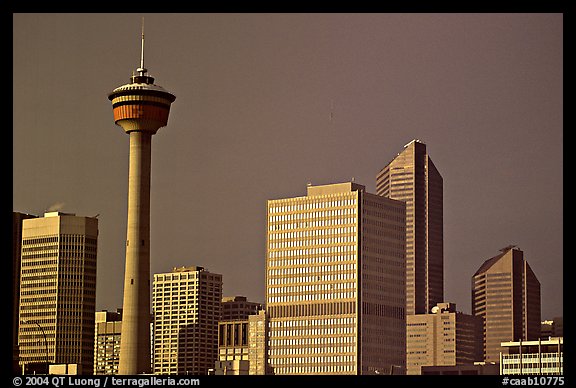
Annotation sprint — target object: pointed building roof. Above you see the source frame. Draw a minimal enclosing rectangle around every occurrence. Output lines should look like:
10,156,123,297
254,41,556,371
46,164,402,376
473,245,519,277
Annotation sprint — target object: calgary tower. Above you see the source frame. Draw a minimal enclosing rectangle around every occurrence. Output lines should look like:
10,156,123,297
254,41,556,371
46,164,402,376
108,21,176,374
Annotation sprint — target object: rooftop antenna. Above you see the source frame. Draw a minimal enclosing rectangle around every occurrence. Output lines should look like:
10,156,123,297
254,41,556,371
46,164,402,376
137,17,147,75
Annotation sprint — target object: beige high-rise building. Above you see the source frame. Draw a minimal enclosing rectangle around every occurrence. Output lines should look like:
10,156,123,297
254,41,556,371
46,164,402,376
94,310,122,375
152,266,222,375
472,246,541,364
376,139,443,315
406,302,483,375
18,212,98,374
266,182,406,375
12,211,38,373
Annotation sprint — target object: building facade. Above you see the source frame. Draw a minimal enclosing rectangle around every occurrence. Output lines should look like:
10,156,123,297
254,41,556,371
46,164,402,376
18,212,98,373
248,310,268,375
13,211,38,373
406,302,483,375
218,320,249,363
376,140,444,315
94,310,122,375
221,296,263,320
472,246,541,363
266,182,406,375
541,318,563,339
376,139,443,315
152,266,222,375
500,337,563,375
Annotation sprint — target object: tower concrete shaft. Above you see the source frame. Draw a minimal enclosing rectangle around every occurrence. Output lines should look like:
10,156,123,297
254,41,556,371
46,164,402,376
120,131,152,374
109,61,175,374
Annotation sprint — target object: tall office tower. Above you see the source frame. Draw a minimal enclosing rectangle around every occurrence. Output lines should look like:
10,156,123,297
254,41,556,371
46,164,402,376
12,211,37,373
18,212,98,374
152,266,222,375
221,296,263,320
406,302,483,375
376,139,443,315
266,182,406,375
108,24,176,375
94,310,122,375
472,246,541,363
248,310,268,375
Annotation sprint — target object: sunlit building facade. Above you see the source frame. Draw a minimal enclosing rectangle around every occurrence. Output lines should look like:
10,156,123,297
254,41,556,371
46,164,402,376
94,310,122,375
406,302,483,375
266,182,406,375
500,337,563,375
152,266,222,375
18,212,98,373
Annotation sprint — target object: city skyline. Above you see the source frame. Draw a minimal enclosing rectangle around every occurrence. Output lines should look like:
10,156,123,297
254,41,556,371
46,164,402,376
13,13,563,320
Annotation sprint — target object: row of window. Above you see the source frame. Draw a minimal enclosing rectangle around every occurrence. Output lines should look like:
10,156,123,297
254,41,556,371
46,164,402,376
269,291,356,303
269,218,356,231
268,281,356,295
268,272,355,285
269,246,357,259
269,199,357,214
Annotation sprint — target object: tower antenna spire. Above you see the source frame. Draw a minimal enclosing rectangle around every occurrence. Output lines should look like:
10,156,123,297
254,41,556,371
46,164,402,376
137,17,147,75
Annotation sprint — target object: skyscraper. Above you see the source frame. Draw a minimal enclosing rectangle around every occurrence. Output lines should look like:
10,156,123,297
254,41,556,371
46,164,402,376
406,302,483,375
12,211,37,373
266,182,406,375
152,266,222,375
18,212,98,374
472,246,541,363
376,139,443,315
108,23,176,374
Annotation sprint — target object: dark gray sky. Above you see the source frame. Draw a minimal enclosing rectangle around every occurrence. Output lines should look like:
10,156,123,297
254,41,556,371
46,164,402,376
13,13,563,319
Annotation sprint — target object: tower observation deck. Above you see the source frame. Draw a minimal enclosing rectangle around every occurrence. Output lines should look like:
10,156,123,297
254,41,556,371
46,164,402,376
108,23,176,375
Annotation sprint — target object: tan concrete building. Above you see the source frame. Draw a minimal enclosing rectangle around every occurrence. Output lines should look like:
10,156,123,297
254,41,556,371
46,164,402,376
152,266,222,375
266,182,406,375
215,309,268,375
218,319,249,363
406,302,483,375
94,310,122,375
18,212,98,373
376,139,443,315
472,246,541,363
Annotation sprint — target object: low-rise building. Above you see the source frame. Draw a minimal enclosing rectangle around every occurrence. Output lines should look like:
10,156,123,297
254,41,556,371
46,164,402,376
500,337,563,375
